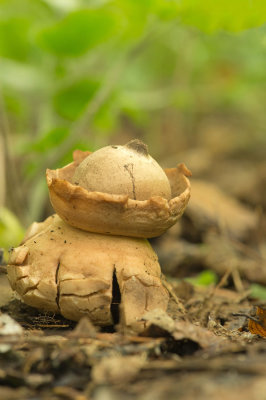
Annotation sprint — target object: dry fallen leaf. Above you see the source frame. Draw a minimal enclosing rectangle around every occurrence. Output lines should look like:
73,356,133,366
248,306,266,337
186,179,257,240
141,309,223,350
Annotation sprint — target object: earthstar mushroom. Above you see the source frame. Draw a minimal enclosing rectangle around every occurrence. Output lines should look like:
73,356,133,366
7,140,191,332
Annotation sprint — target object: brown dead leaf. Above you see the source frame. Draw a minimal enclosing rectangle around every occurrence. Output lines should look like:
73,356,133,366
248,306,266,337
186,179,257,240
172,320,222,349
141,309,222,350
140,309,176,337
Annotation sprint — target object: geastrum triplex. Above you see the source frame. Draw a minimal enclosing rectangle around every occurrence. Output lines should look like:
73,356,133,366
7,140,191,332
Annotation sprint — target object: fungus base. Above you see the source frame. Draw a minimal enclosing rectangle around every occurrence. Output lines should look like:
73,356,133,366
7,215,169,332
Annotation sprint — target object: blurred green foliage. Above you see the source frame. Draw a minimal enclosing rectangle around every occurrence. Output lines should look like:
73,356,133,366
0,0,266,238
249,283,266,300
37,8,120,56
185,270,218,287
0,207,24,260
54,79,100,120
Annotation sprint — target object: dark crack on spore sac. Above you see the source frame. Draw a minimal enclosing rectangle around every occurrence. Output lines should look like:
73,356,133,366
55,262,60,310
111,268,121,325
124,163,136,200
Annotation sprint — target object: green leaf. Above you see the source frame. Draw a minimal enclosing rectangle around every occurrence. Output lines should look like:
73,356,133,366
25,126,70,153
114,0,153,40
176,0,266,33
53,79,100,120
249,284,266,300
37,8,118,56
0,17,31,61
115,0,266,33
186,270,218,287
19,127,70,179
0,0,53,61
0,207,25,259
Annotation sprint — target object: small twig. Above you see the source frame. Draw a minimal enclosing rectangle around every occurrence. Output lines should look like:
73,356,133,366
231,267,244,292
235,289,251,303
214,268,232,291
232,312,260,324
161,275,186,314
212,258,245,296
35,324,70,328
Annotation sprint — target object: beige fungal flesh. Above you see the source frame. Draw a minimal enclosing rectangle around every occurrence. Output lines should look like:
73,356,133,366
71,140,172,201
7,215,169,332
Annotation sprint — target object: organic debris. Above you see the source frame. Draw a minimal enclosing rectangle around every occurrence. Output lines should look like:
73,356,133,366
247,306,266,337
1,261,266,400
1,146,266,399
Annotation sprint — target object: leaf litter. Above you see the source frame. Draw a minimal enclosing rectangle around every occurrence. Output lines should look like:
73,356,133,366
1,164,266,399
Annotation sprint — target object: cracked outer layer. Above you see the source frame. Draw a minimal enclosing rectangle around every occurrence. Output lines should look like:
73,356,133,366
7,215,169,331
46,150,191,238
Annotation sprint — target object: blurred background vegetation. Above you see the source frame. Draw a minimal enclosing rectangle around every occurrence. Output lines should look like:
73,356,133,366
0,0,266,253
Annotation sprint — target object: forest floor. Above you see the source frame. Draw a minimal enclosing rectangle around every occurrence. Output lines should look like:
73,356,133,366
0,272,265,400
1,146,266,400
